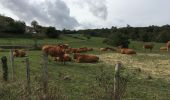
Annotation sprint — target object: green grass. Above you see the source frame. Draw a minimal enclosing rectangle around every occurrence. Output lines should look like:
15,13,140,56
0,34,109,48
0,34,170,100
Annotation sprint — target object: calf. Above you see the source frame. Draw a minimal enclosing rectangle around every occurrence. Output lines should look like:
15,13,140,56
143,44,154,52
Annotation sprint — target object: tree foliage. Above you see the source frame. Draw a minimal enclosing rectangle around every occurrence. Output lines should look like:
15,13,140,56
104,32,130,48
0,15,26,34
45,27,60,38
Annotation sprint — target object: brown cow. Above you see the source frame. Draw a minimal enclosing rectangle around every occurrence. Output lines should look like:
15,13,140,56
42,45,65,63
47,47,65,57
73,53,99,63
42,45,55,54
143,44,154,52
167,41,170,51
13,49,26,57
120,48,136,55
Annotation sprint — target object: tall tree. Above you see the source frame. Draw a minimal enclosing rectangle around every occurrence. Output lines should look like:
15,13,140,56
31,20,38,33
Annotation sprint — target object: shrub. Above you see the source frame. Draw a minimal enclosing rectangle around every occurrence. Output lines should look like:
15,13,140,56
104,32,130,48
45,27,60,38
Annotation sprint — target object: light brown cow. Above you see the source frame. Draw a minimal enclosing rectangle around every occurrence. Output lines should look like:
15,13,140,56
42,45,55,54
160,46,167,51
73,53,99,63
100,48,108,51
166,41,170,51
42,45,65,63
143,44,154,52
120,48,136,55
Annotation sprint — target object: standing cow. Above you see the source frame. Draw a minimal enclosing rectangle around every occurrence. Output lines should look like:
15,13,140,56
143,43,154,52
42,45,65,64
167,41,170,51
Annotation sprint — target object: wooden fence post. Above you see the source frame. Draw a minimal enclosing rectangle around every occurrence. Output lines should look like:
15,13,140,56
25,57,31,95
1,56,8,81
114,61,121,100
10,49,15,80
42,52,48,99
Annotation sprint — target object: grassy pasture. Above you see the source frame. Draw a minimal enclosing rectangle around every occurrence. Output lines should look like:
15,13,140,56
0,34,170,100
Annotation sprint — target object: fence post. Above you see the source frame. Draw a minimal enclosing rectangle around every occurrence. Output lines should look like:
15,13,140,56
10,49,15,80
42,52,48,99
1,56,8,81
25,57,31,96
114,61,121,100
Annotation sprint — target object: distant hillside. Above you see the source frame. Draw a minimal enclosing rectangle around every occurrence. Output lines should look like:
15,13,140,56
1,14,170,44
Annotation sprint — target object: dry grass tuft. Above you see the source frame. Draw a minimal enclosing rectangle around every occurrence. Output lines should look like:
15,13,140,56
99,53,170,81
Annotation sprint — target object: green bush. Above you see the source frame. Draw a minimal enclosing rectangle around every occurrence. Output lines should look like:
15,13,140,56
45,27,60,38
104,32,130,48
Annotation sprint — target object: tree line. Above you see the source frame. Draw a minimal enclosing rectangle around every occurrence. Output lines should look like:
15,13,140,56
0,14,170,45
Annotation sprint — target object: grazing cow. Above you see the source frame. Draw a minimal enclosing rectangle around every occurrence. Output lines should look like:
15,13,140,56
73,53,99,63
120,48,136,55
143,44,154,52
54,54,71,62
13,49,26,57
160,46,167,51
167,41,170,51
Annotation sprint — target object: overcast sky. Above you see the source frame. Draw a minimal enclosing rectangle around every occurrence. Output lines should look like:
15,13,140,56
0,0,170,30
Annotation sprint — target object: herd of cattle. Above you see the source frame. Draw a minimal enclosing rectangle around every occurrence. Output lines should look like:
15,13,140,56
42,44,98,63
4,41,170,63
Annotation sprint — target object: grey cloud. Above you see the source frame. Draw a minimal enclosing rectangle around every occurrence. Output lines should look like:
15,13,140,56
73,0,108,20
86,0,108,20
45,0,78,29
0,0,79,29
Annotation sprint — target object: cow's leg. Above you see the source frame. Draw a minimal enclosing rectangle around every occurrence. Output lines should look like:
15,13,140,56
167,47,169,52
61,56,65,65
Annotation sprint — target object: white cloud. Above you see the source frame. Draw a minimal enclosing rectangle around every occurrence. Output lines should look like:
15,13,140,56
0,0,78,29
0,0,170,29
